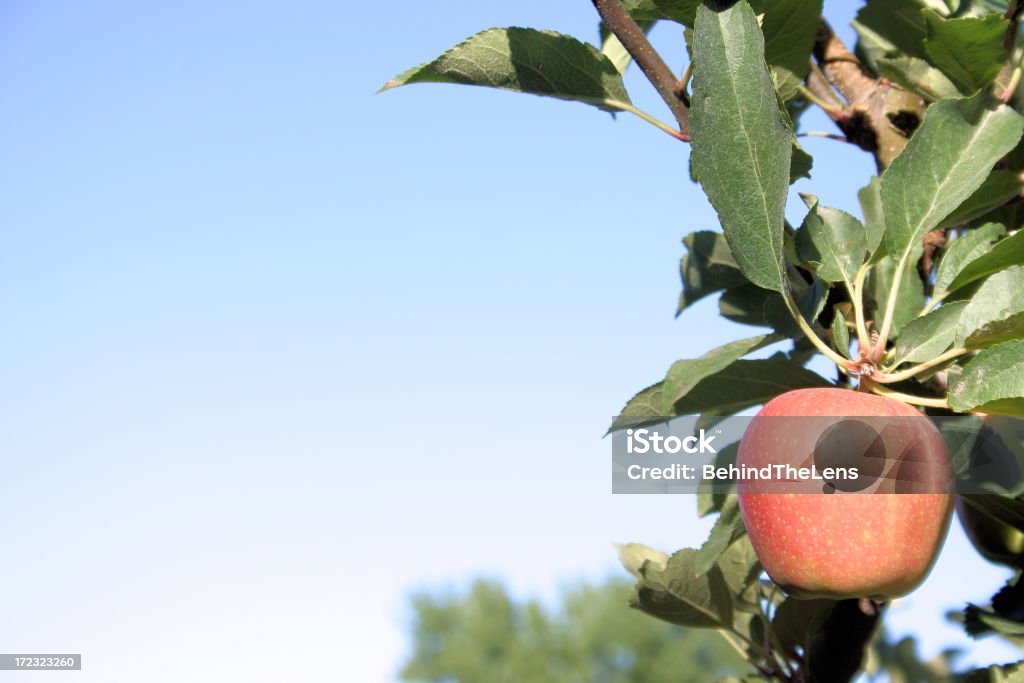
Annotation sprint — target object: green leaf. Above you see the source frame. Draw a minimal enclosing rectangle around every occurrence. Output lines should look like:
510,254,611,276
697,442,739,517
609,382,664,432
949,340,1024,415
881,92,1024,283
956,266,1024,348
719,279,826,338
974,610,1024,637
948,229,1024,296
948,417,1024,495
933,223,1005,299
867,248,926,338
660,0,823,102
891,301,967,365
616,542,669,578
923,9,1008,94
876,55,963,101
789,143,813,185
670,358,832,416
761,0,824,101
954,0,1013,19
655,0,824,98
940,171,1024,227
677,231,749,315
960,494,1024,534
796,195,869,286
691,1,791,294
630,548,735,629
695,496,746,574
831,307,852,359
772,597,837,653
380,28,633,114
617,0,666,21
853,0,937,68
942,416,986,483
652,0,700,25
662,334,777,414
858,176,888,260
715,535,762,597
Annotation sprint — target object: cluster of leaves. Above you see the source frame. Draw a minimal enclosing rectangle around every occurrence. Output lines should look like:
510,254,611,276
382,0,1024,422
384,0,1024,679
633,0,1024,424
855,0,1013,101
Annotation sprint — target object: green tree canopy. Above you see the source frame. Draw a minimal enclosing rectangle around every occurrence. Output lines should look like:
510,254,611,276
401,578,743,683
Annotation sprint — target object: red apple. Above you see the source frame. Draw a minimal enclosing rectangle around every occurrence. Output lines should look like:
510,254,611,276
737,388,953,600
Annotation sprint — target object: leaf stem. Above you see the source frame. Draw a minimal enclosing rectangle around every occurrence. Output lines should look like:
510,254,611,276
679,61,694,93
797,131,848,142
1003,65,1022,103
618,102,689,141
1001,45,1024,103
592,0,690,136
717,629,751,660
850,265,871,357
860,378,950,409
721,627,790,682
874,347,967,383
783,290,858,374
872,253,908,363
795,83,845,120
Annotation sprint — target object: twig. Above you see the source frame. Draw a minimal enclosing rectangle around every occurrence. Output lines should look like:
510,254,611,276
812,20,875,107
812,19,924,171
592,0,690,138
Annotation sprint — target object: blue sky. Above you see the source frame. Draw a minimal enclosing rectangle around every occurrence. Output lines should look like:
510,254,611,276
0,1,1019,681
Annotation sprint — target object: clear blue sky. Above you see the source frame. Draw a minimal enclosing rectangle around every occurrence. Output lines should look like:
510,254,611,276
0,1,1018,681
